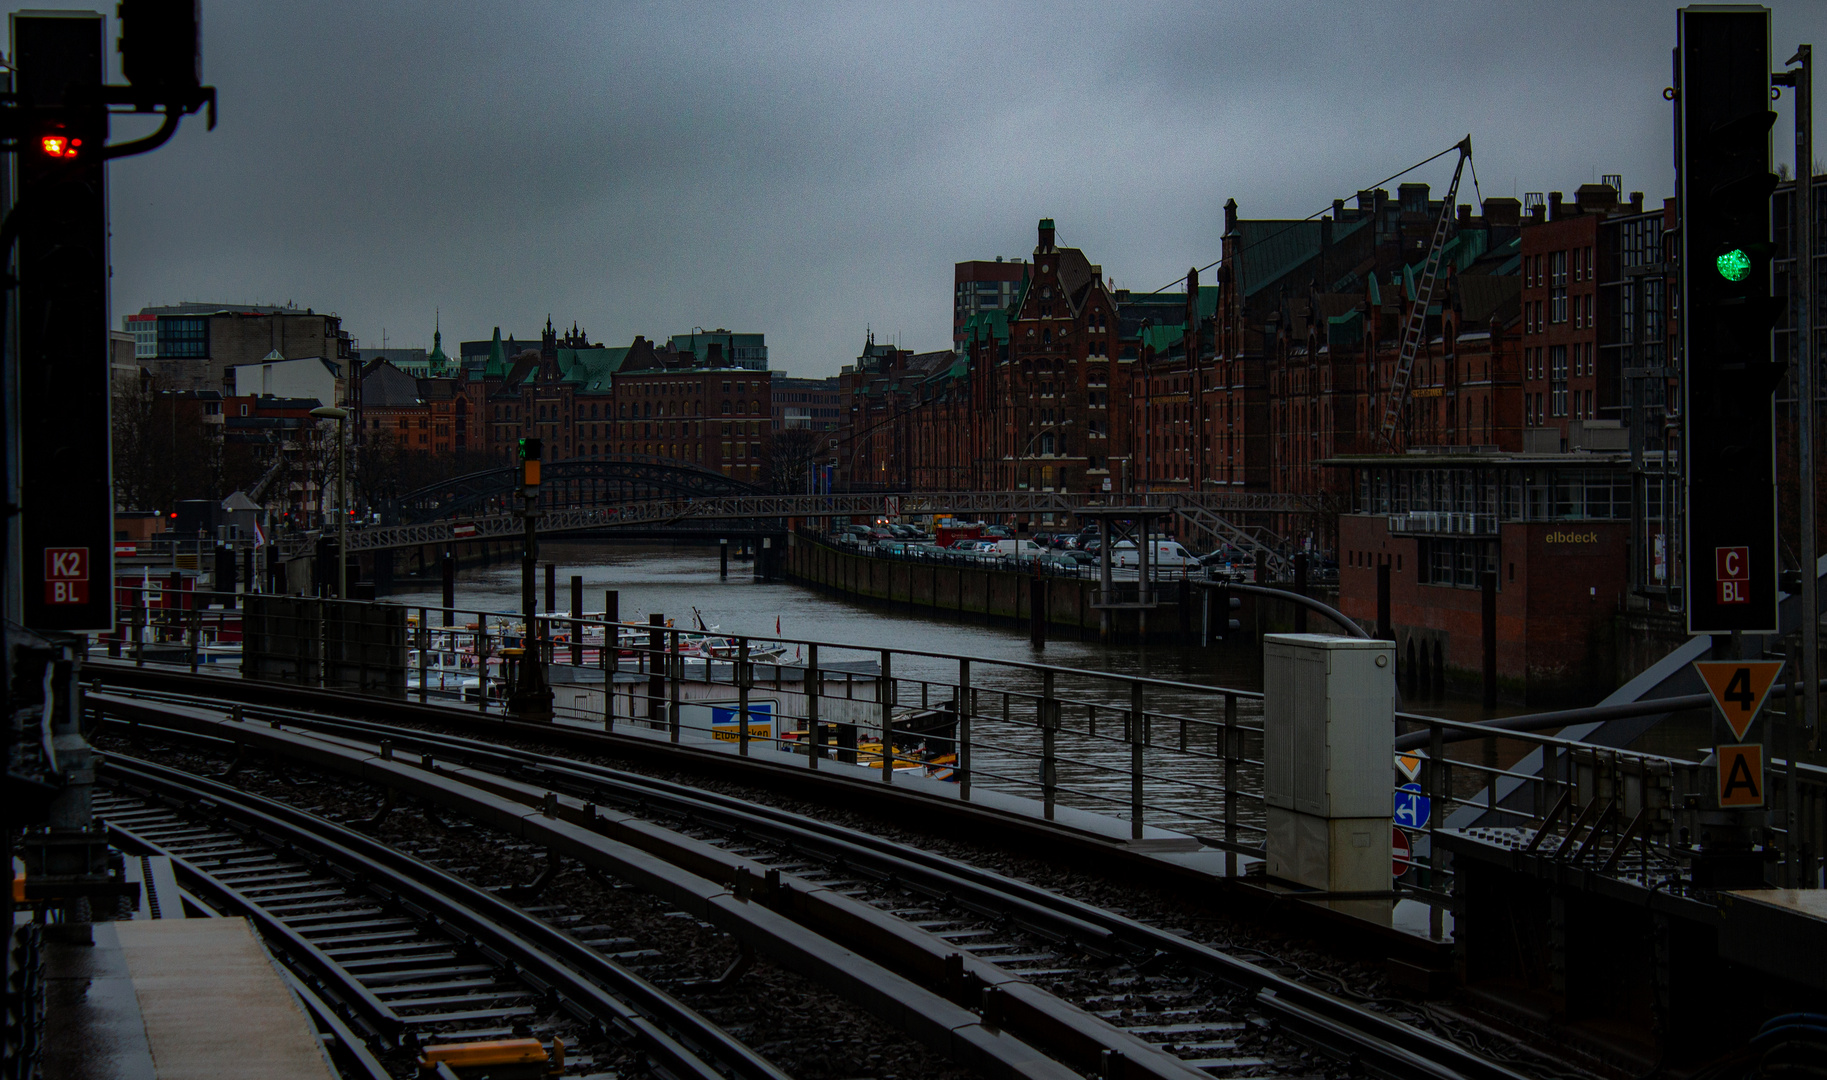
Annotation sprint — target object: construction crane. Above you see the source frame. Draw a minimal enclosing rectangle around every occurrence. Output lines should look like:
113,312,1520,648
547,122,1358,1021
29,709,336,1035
1377,136,1473,448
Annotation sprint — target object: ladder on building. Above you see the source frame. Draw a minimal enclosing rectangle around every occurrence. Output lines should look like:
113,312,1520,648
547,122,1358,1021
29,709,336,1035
1377,136,1473,449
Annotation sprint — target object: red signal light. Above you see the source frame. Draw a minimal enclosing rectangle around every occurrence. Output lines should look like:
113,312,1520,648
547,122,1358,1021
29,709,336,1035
40,134,81,159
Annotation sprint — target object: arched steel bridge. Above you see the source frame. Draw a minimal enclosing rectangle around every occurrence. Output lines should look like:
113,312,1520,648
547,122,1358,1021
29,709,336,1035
321,454,1323,575
394,454,761,524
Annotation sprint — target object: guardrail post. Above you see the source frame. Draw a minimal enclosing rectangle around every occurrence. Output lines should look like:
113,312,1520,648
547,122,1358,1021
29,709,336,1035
417,607,429,702
1041,669,1057,819
647,614,664,731
805,643,819,769
134,599,146,667
1224,692,1238,878
189,603,200,673
1427,723,1447,939
1130,680,1145,840
958,658,971,800
879,649,894,783
669,629,683,742
738,639,752,757
601,616,615,730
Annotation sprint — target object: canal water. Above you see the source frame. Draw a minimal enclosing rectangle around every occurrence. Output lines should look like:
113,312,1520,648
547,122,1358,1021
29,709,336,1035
385,541,1557,841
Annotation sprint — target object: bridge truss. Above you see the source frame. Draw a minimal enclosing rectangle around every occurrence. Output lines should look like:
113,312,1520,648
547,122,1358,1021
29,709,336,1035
333,487,1322,555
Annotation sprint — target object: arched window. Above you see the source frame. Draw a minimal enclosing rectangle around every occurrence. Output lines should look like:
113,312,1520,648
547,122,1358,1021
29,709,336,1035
721,401,731,415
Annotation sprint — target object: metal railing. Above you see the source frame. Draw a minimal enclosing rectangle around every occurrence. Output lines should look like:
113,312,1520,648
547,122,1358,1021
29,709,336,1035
95,586,1827,904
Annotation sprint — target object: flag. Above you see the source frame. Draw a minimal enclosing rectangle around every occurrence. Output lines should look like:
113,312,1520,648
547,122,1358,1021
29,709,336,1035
775,616,781,636
253,520,266,548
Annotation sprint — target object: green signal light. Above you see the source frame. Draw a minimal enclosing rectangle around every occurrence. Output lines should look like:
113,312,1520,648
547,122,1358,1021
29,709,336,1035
1716,248,1752,282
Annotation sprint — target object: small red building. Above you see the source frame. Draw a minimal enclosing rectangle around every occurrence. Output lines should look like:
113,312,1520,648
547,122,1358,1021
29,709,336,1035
1331,450,1631,705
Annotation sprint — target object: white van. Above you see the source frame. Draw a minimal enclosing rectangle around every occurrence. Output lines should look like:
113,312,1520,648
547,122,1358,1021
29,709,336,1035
989,538,1047,560
1113,539,1196,569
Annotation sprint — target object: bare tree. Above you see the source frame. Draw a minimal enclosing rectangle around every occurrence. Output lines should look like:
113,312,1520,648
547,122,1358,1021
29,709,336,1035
769,427,821,493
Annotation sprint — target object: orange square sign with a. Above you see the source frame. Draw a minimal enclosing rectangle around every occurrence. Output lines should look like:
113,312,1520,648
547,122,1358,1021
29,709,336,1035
1716,744,1764,808
1694,660,1784,741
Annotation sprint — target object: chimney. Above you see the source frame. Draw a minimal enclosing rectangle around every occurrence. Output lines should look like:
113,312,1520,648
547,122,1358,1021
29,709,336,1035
1224,198,1238,234
1630,191,1644,213
1548,191,1564,220
1356,189,1376,213
1333,198,1346,221
1038,217,1056,251
1457,203,1472,228
1482,197,1521,227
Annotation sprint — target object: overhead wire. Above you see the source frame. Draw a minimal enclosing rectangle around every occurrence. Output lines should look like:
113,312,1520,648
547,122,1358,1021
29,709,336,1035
1144,138,1474,297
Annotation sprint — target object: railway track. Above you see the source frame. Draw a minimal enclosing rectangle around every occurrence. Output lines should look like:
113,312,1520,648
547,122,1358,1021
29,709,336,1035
90,684,1548,1080
97,755,797,1080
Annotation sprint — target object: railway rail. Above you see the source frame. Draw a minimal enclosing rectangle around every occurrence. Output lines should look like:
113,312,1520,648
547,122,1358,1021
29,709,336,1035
91,683,1546,1080
97,754,794,1080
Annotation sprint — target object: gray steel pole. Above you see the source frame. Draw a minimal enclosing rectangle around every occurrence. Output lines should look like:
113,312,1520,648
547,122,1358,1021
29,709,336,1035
1791,46,1819,745
337,416,348,600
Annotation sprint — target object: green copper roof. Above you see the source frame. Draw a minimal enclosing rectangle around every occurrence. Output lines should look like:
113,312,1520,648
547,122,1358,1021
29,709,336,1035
1140,323,1184,354
427,327,449,370
1327,309,1363,346
483,326,506,377
558,347,629,392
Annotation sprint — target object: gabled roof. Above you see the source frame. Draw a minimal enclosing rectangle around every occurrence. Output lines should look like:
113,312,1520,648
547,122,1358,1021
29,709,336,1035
1456,275,1522,325
482,327,507,378
1238,214,1371,299
361,360,423,407
557,347,629,393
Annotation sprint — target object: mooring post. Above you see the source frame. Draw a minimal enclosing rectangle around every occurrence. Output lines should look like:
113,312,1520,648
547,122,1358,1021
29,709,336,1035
570,575,583,666
441,548,455,627
720,538,729,579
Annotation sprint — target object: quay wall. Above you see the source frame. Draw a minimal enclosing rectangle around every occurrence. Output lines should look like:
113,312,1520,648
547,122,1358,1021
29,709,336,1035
780,533,1336,645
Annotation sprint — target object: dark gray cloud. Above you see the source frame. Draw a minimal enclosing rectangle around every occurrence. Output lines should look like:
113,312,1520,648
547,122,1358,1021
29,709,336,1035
79,0,1827,374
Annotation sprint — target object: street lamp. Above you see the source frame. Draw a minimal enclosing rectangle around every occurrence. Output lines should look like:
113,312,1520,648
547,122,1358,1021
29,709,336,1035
310,406,349,599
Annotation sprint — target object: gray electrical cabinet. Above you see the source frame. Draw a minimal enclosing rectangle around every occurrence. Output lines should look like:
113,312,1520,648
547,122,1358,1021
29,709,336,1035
1262,634,1395,893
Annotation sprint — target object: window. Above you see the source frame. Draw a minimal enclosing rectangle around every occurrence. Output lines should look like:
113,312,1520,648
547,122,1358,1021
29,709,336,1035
157,317,208,359
1550,251,1568,323
1550,346,1568,416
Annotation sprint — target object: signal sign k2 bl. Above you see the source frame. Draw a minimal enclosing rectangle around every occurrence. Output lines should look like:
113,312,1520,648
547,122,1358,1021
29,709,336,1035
43,546,89,605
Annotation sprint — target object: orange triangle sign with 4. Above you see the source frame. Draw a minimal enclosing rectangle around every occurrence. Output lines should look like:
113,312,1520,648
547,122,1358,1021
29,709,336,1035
1694,660,1785,741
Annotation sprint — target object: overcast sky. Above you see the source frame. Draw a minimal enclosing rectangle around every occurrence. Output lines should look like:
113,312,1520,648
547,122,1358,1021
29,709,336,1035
80,1,1827,377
